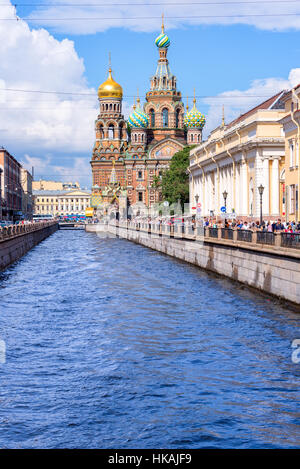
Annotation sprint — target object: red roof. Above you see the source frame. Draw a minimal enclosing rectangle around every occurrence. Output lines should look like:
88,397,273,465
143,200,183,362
226,91,284,129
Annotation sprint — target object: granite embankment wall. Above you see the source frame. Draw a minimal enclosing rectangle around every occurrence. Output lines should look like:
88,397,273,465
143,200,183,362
86,223,300,307
0,222,58,271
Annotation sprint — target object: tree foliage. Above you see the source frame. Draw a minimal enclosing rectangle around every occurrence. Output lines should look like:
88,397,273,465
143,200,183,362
153,146,193,206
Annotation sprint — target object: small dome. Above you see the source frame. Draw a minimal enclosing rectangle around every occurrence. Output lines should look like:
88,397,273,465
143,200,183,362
184,101,206,129
128,100,149,128
155,32,170,48
98,68,123,99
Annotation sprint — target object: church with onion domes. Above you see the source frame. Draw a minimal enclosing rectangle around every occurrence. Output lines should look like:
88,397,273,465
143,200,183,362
90,18,206,214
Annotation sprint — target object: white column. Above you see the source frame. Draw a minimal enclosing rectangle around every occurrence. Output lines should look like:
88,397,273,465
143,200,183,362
241,160,248,216
236,164,240,214
272,158,280,216
262,158,270,217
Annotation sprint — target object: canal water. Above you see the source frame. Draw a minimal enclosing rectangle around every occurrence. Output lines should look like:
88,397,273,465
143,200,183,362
0,230,299,449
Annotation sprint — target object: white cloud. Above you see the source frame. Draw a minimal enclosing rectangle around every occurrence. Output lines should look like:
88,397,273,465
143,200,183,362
25,0,300,34
203,68,300,137
0,0,99,156
21,154,92,187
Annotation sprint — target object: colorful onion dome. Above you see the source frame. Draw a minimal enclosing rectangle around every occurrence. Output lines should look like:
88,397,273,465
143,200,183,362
155,31,170,48
98,68,123,99
184,100,206,129
128,99,149,128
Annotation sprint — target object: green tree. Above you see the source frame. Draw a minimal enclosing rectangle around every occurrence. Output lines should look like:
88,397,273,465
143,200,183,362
153,146,193,207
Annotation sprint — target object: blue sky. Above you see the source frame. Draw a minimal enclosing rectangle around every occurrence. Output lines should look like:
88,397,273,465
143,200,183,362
1,0,300,187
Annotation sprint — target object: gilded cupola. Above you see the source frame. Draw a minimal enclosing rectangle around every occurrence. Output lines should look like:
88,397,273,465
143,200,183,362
98,67,123,99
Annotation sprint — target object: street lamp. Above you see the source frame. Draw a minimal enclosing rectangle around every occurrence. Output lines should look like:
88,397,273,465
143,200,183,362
222,190,228,210
258,184,264,226
195,194,199,220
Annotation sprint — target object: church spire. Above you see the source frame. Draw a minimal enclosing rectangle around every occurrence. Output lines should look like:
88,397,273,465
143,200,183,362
152,18,175,91
221,105,225,127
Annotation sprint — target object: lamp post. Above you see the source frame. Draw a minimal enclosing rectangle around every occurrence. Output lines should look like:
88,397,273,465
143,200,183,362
222,190,228,211
258,184,264,226
195,194,199,220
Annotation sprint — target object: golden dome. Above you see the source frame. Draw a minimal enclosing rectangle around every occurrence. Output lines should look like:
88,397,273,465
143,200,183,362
98,68,123,99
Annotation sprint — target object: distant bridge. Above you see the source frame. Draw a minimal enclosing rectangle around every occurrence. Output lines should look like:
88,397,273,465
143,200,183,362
58,222,85,230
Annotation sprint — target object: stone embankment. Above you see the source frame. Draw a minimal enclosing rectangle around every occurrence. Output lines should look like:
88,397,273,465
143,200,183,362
0,221,58,271
86,222,300,307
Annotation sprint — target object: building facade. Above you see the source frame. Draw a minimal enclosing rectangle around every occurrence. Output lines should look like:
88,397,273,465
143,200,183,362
0,148,22,221
279,85,300,222
33,189,91,217
32,180,80,191
189,93,286,220
90,21,205,215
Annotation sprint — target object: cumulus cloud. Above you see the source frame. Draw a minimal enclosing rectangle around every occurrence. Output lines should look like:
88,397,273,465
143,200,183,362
25,0,300,35
203,68,300,136
0,0,98,156
21,154,91,187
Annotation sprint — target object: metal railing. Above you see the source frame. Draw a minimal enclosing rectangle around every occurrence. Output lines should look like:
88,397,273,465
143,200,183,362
257,231,275,246
237,230,253,243
0,221,57,241
112,221,300,252
208,227,218,238
221,228,234,240
281,232,300,249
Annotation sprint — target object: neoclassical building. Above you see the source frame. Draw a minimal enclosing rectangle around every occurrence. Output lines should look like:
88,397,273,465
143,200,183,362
189,92,287,220
90,20,205,213
33,189,91,217
279,85,300,222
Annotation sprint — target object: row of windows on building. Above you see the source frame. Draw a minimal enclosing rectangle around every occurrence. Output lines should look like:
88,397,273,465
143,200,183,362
36,198,90,203
100,102,121,113
149,108,181,128
289,184,299,214
36,205,87,212
98,109,181,140
289,139,299,168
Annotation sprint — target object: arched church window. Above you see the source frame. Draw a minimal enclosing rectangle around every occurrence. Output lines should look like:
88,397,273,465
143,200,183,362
99,125,104,139
106,104,108,111
176,109,180,128
108,124,114,139
162,108,169,127
119,123,124,139
191,134,194,142
150,109,155,127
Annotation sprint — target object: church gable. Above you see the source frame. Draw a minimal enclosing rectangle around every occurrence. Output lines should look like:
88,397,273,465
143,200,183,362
148,138,185,160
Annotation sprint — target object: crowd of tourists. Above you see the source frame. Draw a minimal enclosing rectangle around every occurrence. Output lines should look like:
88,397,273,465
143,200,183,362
203,218,300,233
121,215,300,233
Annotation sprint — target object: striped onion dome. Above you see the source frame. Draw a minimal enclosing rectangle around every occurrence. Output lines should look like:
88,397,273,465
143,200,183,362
184,101,206,129
128,100,149,128
155,32,170,48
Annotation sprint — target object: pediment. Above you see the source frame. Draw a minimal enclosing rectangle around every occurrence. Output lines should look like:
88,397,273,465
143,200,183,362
148,138,185,159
